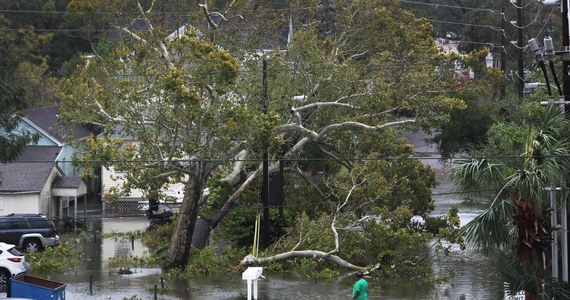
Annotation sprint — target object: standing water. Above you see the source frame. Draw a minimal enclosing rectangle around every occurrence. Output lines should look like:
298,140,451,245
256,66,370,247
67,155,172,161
40,190,505,300
42,215,504,299
45,154,505,298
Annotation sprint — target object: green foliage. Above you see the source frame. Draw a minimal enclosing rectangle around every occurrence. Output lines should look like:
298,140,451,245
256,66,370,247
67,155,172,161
26,240,83,274
165,267,185,279
0,81,36,162
218,208,295,249
141,219,175,257
262,207,461,280
58,0,470,276
453,104,570,298
186,246,247,277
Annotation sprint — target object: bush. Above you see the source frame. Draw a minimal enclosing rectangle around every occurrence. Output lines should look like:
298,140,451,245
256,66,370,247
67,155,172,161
26,239,83,274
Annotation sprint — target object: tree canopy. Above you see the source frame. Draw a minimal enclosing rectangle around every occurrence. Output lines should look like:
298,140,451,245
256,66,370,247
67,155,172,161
58,0,467,275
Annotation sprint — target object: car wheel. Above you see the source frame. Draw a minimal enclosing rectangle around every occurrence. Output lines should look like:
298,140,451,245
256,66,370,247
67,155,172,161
23,238,43,253
0,269,10,288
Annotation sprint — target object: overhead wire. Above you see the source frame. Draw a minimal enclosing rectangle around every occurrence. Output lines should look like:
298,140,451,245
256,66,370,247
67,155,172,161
400,0,504,14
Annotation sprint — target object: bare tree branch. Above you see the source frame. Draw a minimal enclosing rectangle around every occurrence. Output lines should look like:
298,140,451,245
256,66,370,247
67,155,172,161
136,1,173,66
240,252,367,271
221,149,249,185
198,1,243,29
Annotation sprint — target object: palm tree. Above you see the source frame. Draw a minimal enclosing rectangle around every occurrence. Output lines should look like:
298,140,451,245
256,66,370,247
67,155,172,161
452,104,570,299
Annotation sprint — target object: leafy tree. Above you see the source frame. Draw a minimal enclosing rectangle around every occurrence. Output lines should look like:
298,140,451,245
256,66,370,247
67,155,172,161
0,82,32,162
452,104,570,298
432,49,502,155
0,14,42,162
58,0,465,272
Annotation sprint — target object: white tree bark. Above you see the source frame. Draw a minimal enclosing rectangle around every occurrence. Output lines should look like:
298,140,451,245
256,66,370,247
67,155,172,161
240,251,367,271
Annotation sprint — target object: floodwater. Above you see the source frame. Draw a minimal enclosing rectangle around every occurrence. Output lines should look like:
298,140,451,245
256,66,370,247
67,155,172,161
40,215,504,300
41,221,505,298
34,169,506,300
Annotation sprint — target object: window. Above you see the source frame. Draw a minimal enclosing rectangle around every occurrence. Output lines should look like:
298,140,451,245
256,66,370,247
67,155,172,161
0,219,8,230
28,218,49,228
9,218,27,229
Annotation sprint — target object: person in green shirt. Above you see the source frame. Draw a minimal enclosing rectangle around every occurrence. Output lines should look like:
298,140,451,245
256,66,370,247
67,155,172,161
352,271,368,300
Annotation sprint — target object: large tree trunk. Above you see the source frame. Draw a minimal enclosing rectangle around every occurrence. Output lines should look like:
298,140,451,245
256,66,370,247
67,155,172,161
163,177,203,271
191,217,211,249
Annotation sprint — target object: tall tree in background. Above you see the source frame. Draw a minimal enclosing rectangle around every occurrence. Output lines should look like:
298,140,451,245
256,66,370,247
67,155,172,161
0,14,41,162
59,0,466,271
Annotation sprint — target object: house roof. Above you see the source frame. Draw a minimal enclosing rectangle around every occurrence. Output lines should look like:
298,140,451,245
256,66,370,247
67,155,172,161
25,106,92,143
0,146,62,193
15,146,62,162
52,176,84,189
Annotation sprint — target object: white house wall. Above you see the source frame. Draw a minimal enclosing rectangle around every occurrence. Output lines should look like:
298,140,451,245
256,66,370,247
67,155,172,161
0,166,61,216
0,193,39,215
41,168,63,217
101,166,145,201
101,166,186,203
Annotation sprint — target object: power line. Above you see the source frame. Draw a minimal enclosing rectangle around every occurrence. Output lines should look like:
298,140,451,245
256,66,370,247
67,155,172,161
401,0,503,14
427,18,503,31
0,7,315,15
8,154,570,164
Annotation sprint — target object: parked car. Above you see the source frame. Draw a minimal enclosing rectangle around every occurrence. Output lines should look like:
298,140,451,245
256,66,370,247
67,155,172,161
0,214,59,252
0,242,27,287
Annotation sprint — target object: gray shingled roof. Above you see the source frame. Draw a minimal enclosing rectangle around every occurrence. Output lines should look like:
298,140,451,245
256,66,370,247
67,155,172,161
25,106,92,142
16,146,61,162
0,162,59,193
52,176,84,189
0,146,62,193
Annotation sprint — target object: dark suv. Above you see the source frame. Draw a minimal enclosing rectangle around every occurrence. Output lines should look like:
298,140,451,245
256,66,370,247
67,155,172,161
0,214,59,252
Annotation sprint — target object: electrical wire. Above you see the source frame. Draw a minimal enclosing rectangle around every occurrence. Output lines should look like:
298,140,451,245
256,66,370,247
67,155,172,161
400,0,503,14
9,153,570,164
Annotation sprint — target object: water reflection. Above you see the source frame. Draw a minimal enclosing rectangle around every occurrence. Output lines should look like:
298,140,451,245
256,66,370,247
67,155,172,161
42,210,505,300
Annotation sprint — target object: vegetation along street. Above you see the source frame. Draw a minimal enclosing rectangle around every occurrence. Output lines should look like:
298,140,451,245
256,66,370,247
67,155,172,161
1,0,570,299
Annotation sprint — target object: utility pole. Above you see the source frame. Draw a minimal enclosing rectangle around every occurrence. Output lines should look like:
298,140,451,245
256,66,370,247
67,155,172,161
561,0,570,282
517,0,525,99
261,59,270,249
501,8,507,98
531,0,569,283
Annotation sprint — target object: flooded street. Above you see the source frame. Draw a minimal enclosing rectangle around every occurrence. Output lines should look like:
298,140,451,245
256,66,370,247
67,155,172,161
42,211,505,298
40,163,505,299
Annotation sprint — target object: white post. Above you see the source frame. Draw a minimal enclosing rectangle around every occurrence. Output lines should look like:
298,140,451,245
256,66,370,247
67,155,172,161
562,194,568,282
242,267,264,300
246,279,252,300
253,277,258,300
74,196,78,233
551,187,559,278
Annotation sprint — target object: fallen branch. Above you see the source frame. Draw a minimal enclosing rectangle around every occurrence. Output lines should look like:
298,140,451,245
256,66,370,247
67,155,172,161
240,251,366,271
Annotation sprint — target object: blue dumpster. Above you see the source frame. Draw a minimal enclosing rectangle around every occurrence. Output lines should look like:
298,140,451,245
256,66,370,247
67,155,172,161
10,274,65,300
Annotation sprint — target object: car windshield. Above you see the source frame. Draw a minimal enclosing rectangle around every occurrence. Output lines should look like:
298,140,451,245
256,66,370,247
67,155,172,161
8,247,22,256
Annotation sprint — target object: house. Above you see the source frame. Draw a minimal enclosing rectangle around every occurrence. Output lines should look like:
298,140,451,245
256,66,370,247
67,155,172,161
22,106,92,176
0,106,96,219
0,146,87,218
98,129,185,214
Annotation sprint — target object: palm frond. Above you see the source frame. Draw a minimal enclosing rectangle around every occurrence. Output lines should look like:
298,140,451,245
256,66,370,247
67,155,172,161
460,199,515,253
451,158,506,197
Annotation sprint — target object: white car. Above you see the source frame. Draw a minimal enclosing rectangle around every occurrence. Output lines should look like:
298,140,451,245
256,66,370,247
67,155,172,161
0,242,27,287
